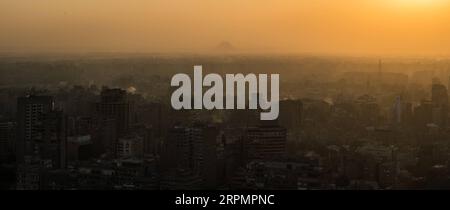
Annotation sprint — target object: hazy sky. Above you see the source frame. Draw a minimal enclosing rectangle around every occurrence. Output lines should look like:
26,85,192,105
1,0,450,56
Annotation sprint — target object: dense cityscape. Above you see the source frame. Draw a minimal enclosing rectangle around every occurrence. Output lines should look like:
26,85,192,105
1,55,450,190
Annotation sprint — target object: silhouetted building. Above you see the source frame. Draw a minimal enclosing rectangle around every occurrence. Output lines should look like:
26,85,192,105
67,135,92,162
96,88,130,136
355,95,380,125
200,125,220,189
246,125,287,160
392,96,412,126
162,126,203,173
117,134,143,158
135,103,168,138
279,99,303,130
68,116,94,136
92,118,117,158
16,95,54,163
414,100,433,130
432,83,448,107
16,157,41,190
38,111,67,169
0,122,16,163
431,83,448,127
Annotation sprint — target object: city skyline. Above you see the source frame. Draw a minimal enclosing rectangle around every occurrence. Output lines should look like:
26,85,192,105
3,0,450,194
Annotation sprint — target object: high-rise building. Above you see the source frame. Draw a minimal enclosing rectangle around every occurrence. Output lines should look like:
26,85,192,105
432,83,448,107
200,125,220,189
0,122,16,163
431,83,449,127
392,96,412,126
136,102,168,138
414,100,433,130
67,135,92,162
16,95,54,163
68,116,94,136
117,134,143,158
162,126,203,173
96,88,130,136
245,125,287,160
355,94,380,125
16,157,41,190
92,118,117,158
142,125,156,156
279,99,303,130
38,111,67,169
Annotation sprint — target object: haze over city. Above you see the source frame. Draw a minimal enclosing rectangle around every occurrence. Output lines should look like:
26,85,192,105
4,0,450,193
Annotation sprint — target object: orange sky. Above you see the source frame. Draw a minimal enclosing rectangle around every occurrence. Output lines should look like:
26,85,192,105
1,0,450,56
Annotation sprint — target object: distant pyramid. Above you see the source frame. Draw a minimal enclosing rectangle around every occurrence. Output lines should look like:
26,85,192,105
215,41,235,52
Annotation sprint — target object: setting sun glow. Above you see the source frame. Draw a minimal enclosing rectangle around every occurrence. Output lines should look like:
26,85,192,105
1,0,450,56
391,0,446,8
